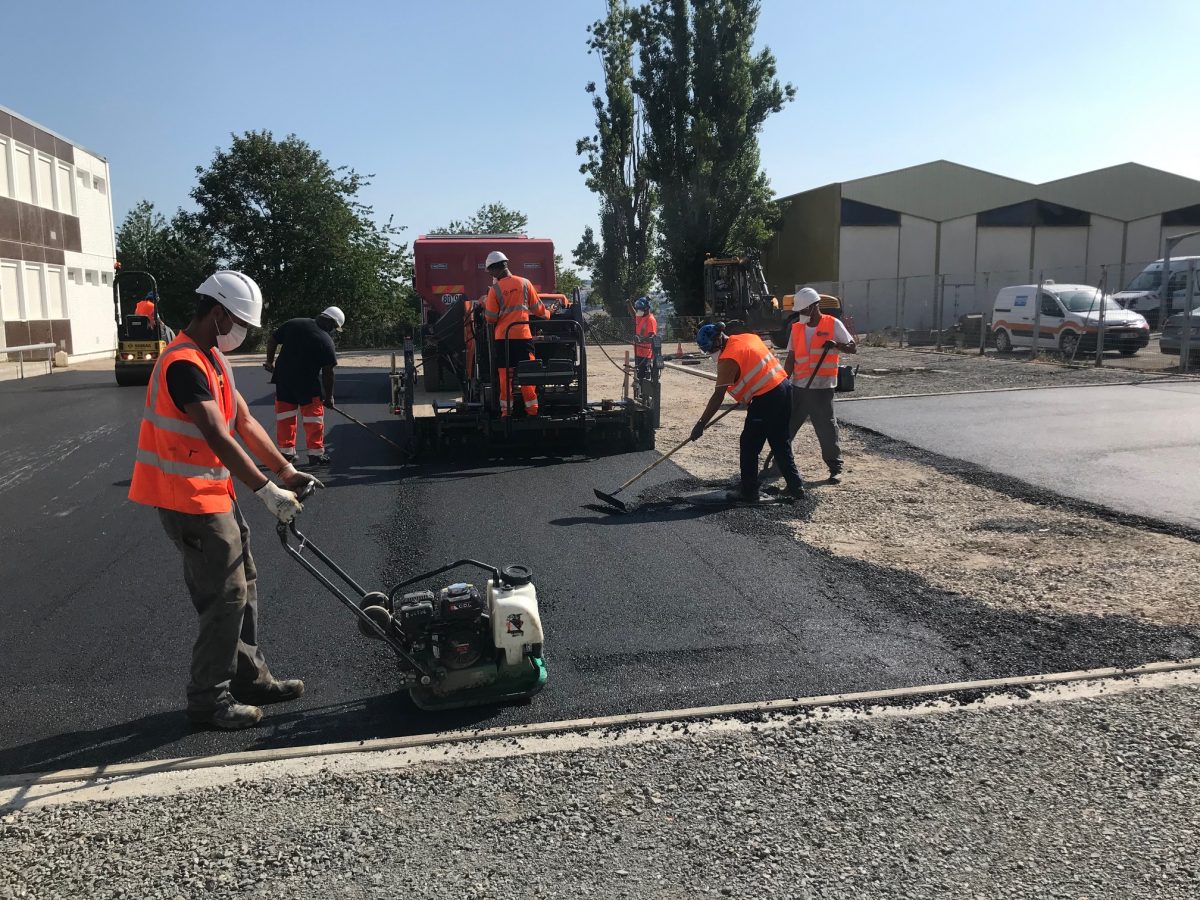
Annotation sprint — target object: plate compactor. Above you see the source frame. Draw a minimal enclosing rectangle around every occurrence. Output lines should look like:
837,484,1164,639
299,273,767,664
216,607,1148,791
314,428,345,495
278,489,546,711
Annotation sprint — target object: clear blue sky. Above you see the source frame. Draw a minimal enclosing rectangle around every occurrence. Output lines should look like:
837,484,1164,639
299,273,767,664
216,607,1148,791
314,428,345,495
6,0,1199,268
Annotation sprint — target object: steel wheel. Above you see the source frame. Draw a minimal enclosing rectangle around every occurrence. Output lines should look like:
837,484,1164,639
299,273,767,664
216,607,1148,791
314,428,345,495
994,329,1012,353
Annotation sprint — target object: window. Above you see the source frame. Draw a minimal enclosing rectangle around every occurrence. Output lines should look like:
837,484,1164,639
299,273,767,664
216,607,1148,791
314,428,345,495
1,261,21,320
13,146,33,203
23,263,46,319
841,198,901,227
101,272,111,286
85,269,97,285
36,154,54,209
46,266,65,317
76,169,89,191
56,164,74,215
977,200,1090,228
0,140,10,198
67,267,82,284
1039,293,1063,318
92,175,106,195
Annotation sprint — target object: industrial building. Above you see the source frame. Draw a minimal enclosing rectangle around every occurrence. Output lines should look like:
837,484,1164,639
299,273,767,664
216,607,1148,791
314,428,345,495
763,161,1200,332
0,105,116,359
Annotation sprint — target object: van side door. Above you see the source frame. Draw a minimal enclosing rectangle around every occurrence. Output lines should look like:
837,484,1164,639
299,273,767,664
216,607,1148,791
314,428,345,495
1038,291,1063,347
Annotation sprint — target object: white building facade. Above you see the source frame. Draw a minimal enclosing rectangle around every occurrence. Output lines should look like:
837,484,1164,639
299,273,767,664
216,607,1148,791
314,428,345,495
0,105,116,359
764,161,1200,333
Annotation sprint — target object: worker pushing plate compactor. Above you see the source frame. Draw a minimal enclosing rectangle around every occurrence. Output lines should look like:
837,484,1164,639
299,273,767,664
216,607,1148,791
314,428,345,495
281,486,546,710
391,235,655,458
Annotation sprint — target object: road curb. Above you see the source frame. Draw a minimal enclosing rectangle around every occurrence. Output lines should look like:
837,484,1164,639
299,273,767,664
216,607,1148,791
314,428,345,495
4,657,1198,793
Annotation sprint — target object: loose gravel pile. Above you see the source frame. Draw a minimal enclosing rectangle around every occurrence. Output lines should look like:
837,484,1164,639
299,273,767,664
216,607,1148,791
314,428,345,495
3,684,1198,899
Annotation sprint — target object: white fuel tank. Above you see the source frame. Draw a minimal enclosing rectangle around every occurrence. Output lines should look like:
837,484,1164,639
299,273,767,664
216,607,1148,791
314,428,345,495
488,578,544,666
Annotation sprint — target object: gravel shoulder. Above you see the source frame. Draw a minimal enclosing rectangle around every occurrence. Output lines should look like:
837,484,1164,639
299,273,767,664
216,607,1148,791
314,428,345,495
600,350,1200,628
4,675,1198,899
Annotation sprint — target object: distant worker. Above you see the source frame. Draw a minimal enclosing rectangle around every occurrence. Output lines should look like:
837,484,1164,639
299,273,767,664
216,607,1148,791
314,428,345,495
690,323,805,502
128,270,320,730
783,288,856,484
483,250,549,417
135,292,158,323
627,296,657,381
264,307,344,466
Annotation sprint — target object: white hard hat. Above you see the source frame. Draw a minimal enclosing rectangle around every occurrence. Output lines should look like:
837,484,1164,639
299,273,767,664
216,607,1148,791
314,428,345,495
795,287,822,310
485,250,508,268
320,306,345,329
196,270,263,328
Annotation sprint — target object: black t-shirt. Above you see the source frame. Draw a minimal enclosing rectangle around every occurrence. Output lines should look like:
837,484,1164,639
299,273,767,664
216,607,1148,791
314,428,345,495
271,318,337,404
165,348,220,413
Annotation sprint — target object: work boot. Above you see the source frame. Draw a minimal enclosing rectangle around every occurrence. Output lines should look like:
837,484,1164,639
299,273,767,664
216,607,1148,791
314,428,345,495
827,470,842,485
725,488,767,503
307,451,331,466
232,678,305,706
187,702,264,730
784,481,807,500
280,448,296,463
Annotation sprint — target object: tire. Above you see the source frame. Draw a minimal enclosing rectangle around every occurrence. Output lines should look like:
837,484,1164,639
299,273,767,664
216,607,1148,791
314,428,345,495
115,368,150,387
1119,348,1138,357
1059,331,1080,357
993,329,1012,353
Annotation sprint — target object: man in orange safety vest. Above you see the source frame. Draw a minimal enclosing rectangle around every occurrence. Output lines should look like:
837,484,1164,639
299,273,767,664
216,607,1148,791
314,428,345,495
689,322,805,502
482,250,549,416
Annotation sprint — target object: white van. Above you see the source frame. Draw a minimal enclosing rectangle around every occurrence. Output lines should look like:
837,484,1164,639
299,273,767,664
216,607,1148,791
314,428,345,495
1113,257,1200,328
991,282,1150,357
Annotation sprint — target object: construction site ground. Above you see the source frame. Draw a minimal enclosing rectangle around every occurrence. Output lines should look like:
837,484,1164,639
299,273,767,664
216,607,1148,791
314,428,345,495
2,347,1198,897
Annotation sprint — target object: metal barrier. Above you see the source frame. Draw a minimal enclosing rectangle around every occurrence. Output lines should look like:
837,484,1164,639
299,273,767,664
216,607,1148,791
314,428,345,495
1,343,56,379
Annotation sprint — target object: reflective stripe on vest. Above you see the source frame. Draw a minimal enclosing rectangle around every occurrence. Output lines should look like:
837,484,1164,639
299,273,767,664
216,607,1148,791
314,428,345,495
720,333,787,404
791,315,839,382
489,277,535,338
127,334,238,514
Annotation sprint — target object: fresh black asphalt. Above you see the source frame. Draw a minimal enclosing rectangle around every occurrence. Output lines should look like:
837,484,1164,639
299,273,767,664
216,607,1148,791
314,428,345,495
1,365,1197,775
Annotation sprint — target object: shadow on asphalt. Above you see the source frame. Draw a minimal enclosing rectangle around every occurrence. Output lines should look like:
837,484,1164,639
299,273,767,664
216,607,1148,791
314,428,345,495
550,500,729,527
0,692,505,777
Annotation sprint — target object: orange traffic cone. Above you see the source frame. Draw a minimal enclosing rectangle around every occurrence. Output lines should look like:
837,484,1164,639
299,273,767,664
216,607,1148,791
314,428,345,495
675,342,684,360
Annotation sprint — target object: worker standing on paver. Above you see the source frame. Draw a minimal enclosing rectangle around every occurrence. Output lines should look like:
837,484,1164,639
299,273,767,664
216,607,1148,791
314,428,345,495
264,307,344,466
129,270,321,730
483,250,549,417
690,323,806,502
784,288,856,484
627,296,657,381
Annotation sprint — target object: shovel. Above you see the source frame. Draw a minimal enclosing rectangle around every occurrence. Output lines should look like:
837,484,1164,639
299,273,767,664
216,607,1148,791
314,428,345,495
593,405,737,512
327,404,409,455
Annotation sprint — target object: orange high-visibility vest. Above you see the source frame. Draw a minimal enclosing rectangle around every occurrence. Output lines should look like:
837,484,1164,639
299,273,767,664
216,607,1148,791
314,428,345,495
634,313,657,359
483,275,548,340
128,334,238,515
135,299,156,320
790,314,840,383
719,333,787,404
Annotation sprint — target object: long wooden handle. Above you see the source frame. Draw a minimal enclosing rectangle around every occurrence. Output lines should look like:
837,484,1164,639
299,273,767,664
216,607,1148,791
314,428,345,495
615,405,737,492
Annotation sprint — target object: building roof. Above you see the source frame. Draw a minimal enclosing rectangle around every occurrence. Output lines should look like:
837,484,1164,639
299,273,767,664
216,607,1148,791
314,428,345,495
781,160,1200,224
0,103,106,161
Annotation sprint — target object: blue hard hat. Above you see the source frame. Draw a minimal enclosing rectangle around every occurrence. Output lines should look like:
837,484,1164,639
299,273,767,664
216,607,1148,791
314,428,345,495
634,297,651,312
696,322,724,353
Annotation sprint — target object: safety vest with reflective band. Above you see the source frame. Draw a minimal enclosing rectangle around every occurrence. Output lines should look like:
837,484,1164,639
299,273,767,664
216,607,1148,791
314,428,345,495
790,314,840,383
719,333,787,404
128,334,238,515
634,313,657,359
483,275,547,340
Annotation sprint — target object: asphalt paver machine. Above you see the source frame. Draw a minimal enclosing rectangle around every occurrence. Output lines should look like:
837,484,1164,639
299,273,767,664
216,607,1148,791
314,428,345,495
391,298,655,458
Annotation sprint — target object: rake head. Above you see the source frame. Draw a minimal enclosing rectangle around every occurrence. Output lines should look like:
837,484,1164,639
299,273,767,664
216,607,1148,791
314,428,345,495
592,488,627,512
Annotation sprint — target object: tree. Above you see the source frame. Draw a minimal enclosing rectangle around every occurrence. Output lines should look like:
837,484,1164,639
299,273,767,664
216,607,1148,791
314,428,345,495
188,130,417,336
631,0,793,314
116,200,218,328
430,203,529,235
554,254,584,297
577,0,655,315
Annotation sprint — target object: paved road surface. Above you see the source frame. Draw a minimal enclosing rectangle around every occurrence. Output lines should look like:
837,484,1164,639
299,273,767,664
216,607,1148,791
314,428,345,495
1,366,1196,775
838,381,1200,529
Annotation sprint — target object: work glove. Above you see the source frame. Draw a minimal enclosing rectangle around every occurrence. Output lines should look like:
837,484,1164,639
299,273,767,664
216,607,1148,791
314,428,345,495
280,466,323,493
690,421,706,442
256,480,303,524
823,340,837,350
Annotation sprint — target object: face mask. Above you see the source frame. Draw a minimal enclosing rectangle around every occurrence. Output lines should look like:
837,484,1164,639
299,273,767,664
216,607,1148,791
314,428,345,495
216,311,248,352
637,310,646,317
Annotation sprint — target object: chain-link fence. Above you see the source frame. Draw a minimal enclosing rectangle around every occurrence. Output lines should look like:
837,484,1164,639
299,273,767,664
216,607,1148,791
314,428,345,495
807,259,1164,341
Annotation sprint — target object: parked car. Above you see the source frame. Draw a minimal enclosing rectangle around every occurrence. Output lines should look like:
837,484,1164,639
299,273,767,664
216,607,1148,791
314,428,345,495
1159,307,1200,355
1113,257,1200,328
992,282,1150,356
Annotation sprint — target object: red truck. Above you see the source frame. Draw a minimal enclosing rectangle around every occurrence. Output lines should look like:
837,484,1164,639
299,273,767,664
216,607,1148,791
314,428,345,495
415,234,556,389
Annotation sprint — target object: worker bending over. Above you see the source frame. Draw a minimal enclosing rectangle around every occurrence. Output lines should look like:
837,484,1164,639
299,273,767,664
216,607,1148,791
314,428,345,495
135,291,175,341
483,250,549,416
627,296,657,380
129,271,320,730
783,288,856,484
264,306,344,466
690,323,806,502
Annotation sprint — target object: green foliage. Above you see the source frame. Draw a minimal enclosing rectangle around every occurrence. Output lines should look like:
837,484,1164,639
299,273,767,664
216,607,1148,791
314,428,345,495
554,254,584,297
430,203,529,235
577,0,656,316
188,130,417,334
629,0,794,315
116,200,217,329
